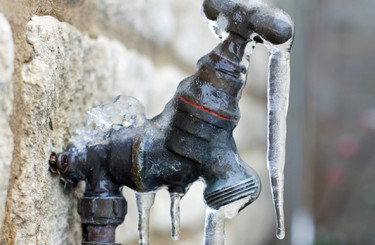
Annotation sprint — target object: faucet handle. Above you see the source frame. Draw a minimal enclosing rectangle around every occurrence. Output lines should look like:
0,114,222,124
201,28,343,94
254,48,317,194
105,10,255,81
202,0,294,45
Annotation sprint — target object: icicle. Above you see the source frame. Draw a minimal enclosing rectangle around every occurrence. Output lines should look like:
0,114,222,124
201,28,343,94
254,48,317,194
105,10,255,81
136,192,156,245
203,208,225,245
265,43,291,240
170,192,184,241
203,196,251,245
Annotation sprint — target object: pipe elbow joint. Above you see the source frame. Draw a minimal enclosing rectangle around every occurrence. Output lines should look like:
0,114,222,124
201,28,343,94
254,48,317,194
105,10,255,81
49,145,91,187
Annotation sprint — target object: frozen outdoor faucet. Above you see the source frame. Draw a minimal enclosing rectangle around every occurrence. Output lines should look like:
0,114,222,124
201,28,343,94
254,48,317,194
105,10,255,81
49,0,294,244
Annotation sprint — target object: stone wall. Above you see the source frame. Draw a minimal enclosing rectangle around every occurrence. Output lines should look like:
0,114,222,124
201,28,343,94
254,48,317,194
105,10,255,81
0,0,274,244
0,12,14,238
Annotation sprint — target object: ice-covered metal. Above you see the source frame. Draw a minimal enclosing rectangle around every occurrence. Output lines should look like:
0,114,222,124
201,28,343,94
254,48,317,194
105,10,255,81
49,0,294,244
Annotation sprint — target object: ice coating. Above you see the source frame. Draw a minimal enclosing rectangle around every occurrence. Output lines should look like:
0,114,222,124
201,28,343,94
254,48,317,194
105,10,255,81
87,95,145,131
204,209,225,245
69,95,145,152
204,196,252,245
170,192,184,241
69,127,107,153
203,12,230,40
202,0,294,239
136,192,156,245
201,0,293,44
264,38,293,239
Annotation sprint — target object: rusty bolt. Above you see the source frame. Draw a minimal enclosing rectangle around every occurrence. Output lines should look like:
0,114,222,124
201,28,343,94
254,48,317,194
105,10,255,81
49,152,61,175
49,152,57,165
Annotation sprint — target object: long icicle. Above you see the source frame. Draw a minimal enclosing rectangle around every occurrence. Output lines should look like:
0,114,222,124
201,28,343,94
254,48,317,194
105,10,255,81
266,46,291,240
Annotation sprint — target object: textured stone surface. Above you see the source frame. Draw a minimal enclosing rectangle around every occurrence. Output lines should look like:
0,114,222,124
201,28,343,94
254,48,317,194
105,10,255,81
148,66,186,117
67,0,85,7
172,0,218,66
0,13,14,232
96,0,175,46
1,15,155,244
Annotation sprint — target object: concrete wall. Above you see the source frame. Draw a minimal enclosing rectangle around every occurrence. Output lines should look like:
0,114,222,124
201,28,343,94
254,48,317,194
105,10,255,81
0,0,274,244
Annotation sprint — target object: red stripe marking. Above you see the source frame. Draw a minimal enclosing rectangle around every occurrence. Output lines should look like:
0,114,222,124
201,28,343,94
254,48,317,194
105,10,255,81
178,96,238,122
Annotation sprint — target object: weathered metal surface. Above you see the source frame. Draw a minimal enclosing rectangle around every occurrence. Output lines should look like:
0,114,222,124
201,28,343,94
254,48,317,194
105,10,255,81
49,0,294,243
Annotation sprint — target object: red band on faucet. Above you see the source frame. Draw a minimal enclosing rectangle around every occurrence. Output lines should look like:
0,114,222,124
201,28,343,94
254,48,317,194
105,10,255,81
178,96,238,122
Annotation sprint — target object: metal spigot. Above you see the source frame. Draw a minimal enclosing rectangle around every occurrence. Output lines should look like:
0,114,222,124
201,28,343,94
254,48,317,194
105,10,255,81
49,0,294,244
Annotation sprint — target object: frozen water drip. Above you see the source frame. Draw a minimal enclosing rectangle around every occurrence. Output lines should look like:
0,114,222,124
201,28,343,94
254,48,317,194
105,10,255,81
136,192,156,245
204,208,225,245
170,192,184,241
266,42,292,239
204,196,252,245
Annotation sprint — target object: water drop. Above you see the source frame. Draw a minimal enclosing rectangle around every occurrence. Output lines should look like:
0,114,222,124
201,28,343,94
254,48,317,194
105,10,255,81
170,192,184,241
136,192,156,245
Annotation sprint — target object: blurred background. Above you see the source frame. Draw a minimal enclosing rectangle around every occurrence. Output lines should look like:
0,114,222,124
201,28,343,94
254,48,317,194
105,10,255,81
277,0,375,244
